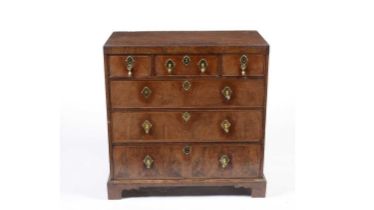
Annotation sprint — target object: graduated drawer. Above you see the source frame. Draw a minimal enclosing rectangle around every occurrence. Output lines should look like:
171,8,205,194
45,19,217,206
113,143,261,179
108,55,151,78
110,79,265,108
155,55,218,76
111,110,263,143
107,54,266,78
222,54,266,76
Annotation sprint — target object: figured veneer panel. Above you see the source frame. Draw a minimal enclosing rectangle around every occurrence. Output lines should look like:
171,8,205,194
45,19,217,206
113,143,261,179
111,110,263,142
110,79,265,108
154,55,218,76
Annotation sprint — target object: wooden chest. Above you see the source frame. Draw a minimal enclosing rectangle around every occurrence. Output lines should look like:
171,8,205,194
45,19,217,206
103,31,269,199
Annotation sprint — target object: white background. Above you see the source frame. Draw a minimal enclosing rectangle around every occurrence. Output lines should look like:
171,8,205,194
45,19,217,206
0,0,373,209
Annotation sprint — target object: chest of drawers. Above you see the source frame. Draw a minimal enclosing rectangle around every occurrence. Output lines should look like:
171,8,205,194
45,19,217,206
104,31,269,199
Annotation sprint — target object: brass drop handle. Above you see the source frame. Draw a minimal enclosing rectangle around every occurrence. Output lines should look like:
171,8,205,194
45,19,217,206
182,112,191,123
126,56,135,77
198,59,208,73
142,120,152,134
221,86,233,101
219,155,230,168
221,119,231,134
143,155,154,169
165,59,175,74
240,55,248,76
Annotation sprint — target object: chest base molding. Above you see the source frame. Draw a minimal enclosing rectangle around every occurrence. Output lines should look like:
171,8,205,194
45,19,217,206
107,177,266,199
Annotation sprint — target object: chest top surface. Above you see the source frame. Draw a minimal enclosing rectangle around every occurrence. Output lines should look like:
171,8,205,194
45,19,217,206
104,31,269,54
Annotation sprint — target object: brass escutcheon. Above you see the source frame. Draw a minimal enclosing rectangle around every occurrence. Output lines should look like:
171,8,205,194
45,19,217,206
182,80,191,91
182,55,191,65
141,86,152,99
183,145,192,155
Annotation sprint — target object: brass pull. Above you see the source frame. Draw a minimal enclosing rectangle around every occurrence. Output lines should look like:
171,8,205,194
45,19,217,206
183,145,192,155
126,56,135,77
165,59,175,74
182,112,191,123
143,155,154,169
221,86,233,101
142,120,152,134
221,119,231,134
141,86,152,99
219,155,230,168
240,55,248,76
198,59,208,73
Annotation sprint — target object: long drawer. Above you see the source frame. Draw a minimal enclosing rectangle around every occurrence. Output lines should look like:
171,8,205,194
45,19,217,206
110,79,265,108
111,110,263,143
113,143,262,179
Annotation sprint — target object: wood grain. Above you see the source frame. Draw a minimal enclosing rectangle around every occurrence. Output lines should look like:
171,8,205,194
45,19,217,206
110,79,265,108
111,110,263,142
104,31,269,54
222,54,265,76
108,55,151,78
104,31,269,199
154,55,218,76
112,143,261,179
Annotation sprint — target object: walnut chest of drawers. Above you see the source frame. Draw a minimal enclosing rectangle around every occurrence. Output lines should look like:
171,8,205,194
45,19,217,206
103,31,269,199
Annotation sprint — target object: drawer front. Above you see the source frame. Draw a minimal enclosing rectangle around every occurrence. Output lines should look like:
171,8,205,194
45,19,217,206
110,79,264,108
108,55,151,78
111,110,263,143
155,55,218,76
113,143,261,179
222,54,265,76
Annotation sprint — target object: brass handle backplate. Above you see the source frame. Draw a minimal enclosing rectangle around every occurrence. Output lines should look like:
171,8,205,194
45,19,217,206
240,55,248,76
221,119,231,134
143,155,154,169
198,58,208,73
126,56,135,77
165,59,176,74
142,120,152,134
219,155,230,168
221,86,233,101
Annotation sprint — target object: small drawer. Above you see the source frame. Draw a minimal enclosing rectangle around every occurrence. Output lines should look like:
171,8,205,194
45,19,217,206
110,79,265,108
111,110,263,143
113,143,261,179
108,55,151,78
155,55,218,76
222,54,266,76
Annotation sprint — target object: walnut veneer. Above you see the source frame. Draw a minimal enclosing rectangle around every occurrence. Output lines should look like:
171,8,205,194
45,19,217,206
104,31,269,199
